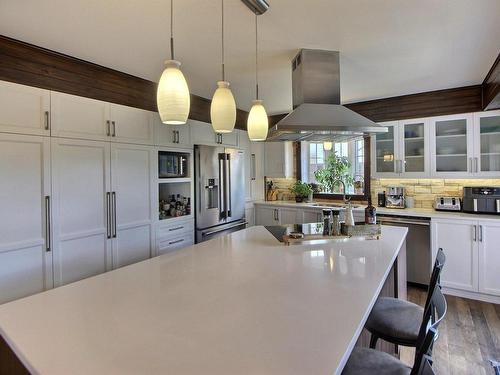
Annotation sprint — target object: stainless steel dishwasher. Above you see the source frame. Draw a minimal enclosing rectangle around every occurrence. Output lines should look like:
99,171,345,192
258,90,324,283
378,214,431,286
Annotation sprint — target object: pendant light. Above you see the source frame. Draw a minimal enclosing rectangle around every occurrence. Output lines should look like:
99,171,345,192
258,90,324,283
210,0,237,133
157,0,190,125
323,141,333,151
247,13,268,141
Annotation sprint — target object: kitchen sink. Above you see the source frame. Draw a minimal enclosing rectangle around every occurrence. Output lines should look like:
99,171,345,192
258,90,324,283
311,203,360,209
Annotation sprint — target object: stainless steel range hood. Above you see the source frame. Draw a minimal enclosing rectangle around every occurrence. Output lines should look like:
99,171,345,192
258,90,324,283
268,49,387,142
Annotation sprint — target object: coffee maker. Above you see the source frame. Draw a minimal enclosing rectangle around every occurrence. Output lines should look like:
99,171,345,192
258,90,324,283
385,187,405,209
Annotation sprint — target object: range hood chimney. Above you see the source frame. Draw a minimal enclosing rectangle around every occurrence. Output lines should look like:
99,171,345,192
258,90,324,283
267,49,387,142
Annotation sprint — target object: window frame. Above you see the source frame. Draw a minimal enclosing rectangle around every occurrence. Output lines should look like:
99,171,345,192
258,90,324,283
297,137,371,202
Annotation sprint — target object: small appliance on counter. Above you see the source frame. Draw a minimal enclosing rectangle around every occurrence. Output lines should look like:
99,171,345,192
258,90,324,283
377,191,386,207
434,197,462,212
385,187,405,209
462,187,500,215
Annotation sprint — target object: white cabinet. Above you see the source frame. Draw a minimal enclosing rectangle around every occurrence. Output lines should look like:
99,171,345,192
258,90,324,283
478,221,500,296
245,205,255,227
473,110,500,176
0,81,50,136
302,209,323,224
51,138,112,286
0,134,52,304
279,207,299,224
219,131,238,147
264,141,294,178
430,113,474,177
255,206,280,226
190,120,238,147
154,112,191,147
250,141,265,201
111,143,155,268
51,91,110,141
431,218,477,292
109,104,154,145
372,119,430,178
156,218,194,255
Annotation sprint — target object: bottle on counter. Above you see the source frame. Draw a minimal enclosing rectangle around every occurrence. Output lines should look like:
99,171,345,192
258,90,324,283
332,210,341,236
365,197,377,224
345,202,355,227
322,209,332,236
169,195,176,217
186,197,191,215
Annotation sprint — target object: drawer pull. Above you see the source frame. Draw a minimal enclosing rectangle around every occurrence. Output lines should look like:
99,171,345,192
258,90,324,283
168,239,184,245
168,226,184,232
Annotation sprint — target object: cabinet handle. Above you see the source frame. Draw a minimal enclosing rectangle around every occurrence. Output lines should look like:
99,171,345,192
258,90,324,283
472,225,477,242
106,192,111,239
176,130,180,143
168,226,184,232
172,130,176,143
45,196,51,252
112,121,116,137
112,192,117,238
44,111,50,130
479,225,483,242
168,239,185,245
106,121,111,136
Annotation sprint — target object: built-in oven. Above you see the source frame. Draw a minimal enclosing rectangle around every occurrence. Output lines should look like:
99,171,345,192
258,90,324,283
378,214,431,287
158,151,189,179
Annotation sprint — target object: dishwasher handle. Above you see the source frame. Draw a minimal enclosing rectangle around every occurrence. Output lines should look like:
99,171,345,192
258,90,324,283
379,217,430,226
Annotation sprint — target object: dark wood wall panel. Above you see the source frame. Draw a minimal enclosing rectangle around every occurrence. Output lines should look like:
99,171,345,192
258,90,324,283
482,52,500,110
0,35,248,130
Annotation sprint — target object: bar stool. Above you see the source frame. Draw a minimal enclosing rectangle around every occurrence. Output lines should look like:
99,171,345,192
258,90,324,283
366,248,446,349
342,283,447,375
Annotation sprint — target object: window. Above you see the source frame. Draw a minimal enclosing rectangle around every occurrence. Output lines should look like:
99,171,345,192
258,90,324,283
302,139,365,195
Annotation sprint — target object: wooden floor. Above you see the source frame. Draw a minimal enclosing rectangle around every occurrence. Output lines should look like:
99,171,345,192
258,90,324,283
400,287,500,375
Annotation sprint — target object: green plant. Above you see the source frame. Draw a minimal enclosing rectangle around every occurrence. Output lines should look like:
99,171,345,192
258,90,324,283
314,152,354,193
289,180,313,198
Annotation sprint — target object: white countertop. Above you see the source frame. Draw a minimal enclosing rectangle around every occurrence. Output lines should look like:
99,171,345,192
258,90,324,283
0,225,407,375
254,200,500,221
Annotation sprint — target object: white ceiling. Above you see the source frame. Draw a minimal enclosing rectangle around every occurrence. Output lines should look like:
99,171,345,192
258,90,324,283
1,0,499,114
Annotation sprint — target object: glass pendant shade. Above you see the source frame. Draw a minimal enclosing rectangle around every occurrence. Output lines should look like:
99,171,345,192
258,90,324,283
157,60,190,125
247,99,268,141
323,141,333,151
210,81,236,133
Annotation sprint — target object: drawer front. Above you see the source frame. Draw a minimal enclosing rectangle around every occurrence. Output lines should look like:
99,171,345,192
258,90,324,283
158,234,194,255
158,219,194,237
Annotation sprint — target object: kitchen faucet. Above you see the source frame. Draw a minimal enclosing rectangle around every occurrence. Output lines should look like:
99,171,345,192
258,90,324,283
333,179,351,205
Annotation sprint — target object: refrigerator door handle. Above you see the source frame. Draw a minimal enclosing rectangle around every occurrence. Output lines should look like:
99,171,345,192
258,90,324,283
226,154,232,218
106,192,111,239
219,154,226,219
112,191,117,238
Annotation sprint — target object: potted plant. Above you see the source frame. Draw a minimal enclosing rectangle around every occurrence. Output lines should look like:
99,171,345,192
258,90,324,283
314,152,354,194
290,180,313,203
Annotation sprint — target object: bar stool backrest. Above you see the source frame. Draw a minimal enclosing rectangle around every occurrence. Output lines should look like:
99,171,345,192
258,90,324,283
416,355,436,375
424,248,446,311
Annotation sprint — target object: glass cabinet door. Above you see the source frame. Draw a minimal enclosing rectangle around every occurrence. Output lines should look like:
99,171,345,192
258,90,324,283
434,116,471,173
477,113,500,173
402,120,426,173
374,122,398,174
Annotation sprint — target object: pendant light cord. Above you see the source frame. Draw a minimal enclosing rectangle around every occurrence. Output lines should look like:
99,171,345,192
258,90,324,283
255,12,259,100
221,0,225,81
170,0,175,60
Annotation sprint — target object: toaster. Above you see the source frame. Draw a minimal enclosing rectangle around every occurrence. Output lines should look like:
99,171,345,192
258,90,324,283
434,197,462,211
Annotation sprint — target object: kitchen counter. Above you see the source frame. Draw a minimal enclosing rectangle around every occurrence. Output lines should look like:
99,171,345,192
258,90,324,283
254,200,500,222
0,225,407,375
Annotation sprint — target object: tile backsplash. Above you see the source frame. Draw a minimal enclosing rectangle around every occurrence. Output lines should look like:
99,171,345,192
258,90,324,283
371,178,500,208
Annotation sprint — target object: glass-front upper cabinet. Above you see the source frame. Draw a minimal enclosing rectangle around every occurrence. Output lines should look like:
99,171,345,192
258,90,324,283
430,113,474,177
400,118,429,177
372,121,400,177
474,110,500,176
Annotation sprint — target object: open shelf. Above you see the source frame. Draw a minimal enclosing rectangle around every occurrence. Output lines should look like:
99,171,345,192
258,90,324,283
436,153,467,157
404,136,424,141
435,134,466,139
405,155,424,159
159,177,192,184
480,131,500,136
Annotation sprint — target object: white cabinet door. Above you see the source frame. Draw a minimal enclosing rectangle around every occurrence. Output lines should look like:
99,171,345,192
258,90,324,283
220,131,238,147
473,110,500,177
51,138,112,286
239,130,252,201
0,134,52,304
154,112,191,147
302,209,322,223
430,113,474,177
371,121,400,177
109,104,154,145
255,206,280,226
0,81,50,136
279,207,299,224
190,120,218,146
431,219,478,292
264,142,293,178
51,91,110,141
111,143,154,268
245,206,255,227
158,233,194,255
400,118,430,178
250,141,265,201
478,221,500,296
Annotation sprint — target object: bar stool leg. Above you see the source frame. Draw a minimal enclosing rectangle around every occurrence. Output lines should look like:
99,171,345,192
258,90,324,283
369,334,379,349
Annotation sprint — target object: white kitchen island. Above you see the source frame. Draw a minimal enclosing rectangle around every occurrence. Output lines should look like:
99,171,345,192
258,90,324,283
0,225,407,375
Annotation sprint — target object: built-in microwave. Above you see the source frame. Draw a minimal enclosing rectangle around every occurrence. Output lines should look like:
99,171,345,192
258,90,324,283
158,151,189,179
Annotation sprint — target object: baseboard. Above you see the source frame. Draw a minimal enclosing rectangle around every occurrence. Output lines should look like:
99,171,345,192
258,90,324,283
442,287,500,304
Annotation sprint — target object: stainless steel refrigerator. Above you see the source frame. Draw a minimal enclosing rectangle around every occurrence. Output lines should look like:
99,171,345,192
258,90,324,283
194,145,246,243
